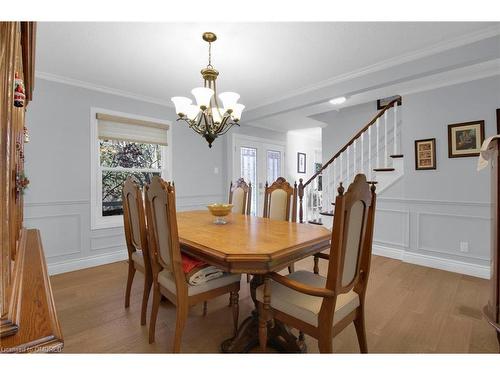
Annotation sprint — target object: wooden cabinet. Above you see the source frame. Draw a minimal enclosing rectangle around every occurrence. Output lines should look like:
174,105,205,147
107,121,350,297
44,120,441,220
0,22,63,352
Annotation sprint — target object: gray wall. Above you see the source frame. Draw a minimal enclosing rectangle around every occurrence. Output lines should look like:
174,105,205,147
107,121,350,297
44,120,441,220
24,78,227,274
316,76,500,277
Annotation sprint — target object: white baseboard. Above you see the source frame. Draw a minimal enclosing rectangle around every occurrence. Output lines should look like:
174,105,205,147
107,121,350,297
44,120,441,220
47,249,128,276
372,244,490,279
372,244,404,260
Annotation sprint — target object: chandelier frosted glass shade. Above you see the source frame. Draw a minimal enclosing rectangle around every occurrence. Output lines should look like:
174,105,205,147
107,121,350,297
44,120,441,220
211,108,225,124
186,105,201,121
171,32,244,148
171,96,192,117
232,103,245,121
218,92,240,112
191,87,214,109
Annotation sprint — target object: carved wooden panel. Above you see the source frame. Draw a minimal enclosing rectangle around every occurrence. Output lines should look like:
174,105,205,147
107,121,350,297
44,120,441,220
0,21,37,340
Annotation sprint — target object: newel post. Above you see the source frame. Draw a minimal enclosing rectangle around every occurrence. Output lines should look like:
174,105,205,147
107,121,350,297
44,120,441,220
298,178,304,223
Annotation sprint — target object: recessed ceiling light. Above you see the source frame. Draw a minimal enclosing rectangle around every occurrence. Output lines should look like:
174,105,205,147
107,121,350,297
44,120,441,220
329,96,347,105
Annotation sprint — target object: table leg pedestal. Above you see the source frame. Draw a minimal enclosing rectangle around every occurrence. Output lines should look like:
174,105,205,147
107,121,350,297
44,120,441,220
220,274,307,353
220,310,306,353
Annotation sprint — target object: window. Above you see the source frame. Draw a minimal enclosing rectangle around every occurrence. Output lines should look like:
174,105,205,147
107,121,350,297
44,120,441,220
91,109,171,229
240,147,257,216
100,140,162,217
266,150,281,183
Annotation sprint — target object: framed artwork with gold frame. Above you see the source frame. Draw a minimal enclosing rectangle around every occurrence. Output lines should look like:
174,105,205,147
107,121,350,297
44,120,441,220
415,138,436,170
447,120,485,158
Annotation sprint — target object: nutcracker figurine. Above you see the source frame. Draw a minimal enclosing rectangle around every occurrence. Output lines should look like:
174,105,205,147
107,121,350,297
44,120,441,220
14,72,25,107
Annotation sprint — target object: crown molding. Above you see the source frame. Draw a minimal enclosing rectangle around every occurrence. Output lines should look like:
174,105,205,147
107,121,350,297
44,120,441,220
249,24,500,112
35,71,174,108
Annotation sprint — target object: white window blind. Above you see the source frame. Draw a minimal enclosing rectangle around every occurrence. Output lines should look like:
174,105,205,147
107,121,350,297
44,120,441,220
96,113,169,146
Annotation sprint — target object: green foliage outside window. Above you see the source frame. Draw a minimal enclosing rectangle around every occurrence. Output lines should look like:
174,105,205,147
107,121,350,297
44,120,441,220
99,140,162,216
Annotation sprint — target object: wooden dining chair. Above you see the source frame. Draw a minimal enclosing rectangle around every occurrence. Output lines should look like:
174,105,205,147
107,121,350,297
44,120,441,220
263,177,297,222
122,176,152,326
229,178,252,215
229,178,253,283
145,176,241,352
256,174,377,353
263,177,298,273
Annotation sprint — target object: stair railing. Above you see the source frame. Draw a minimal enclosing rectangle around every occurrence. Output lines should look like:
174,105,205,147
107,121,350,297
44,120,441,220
298,98,400,224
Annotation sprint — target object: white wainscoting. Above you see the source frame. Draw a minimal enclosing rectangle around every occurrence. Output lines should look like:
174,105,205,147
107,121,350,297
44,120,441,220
372,197,491,279
25,195,491,279
24,193,225,275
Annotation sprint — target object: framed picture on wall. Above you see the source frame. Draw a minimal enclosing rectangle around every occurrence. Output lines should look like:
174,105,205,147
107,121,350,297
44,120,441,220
415,138,436,170
447,120,485,158
297,152,306,174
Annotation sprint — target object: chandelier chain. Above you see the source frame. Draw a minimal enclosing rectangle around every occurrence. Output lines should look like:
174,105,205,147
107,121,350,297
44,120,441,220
207,42,212,68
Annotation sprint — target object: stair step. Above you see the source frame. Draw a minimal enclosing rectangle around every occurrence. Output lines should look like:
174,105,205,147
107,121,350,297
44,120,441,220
319,211,334,217
390,154,404,158
308,219,324,225
373,168,395,172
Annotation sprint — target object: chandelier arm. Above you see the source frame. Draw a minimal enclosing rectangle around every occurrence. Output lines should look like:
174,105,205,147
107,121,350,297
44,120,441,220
179,117,204,135
190,123,204,135
192,111,206,134
218,121,239,136
202,111,212,134
218,115,231,134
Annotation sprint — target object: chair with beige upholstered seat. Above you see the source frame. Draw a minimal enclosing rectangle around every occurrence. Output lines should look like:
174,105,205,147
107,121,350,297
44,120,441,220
263,177,298,273
229,178,251,215
122,176,153,326
263,177,297,222
145,176,241,352
256,174,377,353
229,178,252,283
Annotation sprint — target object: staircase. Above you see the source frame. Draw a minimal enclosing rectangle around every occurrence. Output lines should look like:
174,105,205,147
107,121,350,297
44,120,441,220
298,98,403,229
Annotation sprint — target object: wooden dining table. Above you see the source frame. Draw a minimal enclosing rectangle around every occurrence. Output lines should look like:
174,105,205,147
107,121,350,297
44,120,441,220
177,210,331,353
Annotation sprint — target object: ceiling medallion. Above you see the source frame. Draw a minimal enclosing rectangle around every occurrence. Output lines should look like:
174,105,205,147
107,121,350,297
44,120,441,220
171,32,244,148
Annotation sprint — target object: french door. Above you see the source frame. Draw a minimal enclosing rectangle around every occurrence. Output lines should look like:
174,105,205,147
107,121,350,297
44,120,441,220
232,135,285,216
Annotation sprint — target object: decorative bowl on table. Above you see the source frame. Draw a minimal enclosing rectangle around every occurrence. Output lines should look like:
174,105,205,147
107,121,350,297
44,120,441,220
207,203,233,225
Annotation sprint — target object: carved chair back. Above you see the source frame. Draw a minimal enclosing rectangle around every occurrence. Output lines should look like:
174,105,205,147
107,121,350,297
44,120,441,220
122,176,151,273
144,177,188,297
263,177,297,222
229,178,251,215
321,174,377,322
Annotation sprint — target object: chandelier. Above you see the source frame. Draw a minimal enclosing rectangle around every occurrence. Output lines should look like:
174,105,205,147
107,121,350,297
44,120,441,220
171,32,245,148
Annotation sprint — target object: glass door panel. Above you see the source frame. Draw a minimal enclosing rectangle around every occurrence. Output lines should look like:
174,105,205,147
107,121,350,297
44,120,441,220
266,150,281,183
233,136,285,217
240,147,257,216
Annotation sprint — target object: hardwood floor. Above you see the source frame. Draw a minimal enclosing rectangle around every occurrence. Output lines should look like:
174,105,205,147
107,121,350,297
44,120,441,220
49,255,499,353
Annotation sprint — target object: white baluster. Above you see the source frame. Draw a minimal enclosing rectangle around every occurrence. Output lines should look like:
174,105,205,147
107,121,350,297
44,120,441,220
323,167,328,213
327,164,331,207
368,126,372,180
346,146,350,182
393,104,398,155
340,152,344,183
332,159,336,209
361,132,364,175
307,185,311,221
376,118,380,168
353,139,357,174
384,111,388,167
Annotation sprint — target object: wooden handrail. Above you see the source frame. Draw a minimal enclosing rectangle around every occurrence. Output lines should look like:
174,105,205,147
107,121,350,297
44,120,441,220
302,98,399,188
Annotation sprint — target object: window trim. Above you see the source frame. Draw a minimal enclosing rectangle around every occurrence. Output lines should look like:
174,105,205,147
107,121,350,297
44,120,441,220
90,107,172,230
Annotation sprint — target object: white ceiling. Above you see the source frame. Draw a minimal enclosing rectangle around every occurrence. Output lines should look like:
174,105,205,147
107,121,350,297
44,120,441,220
36,22,498,111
